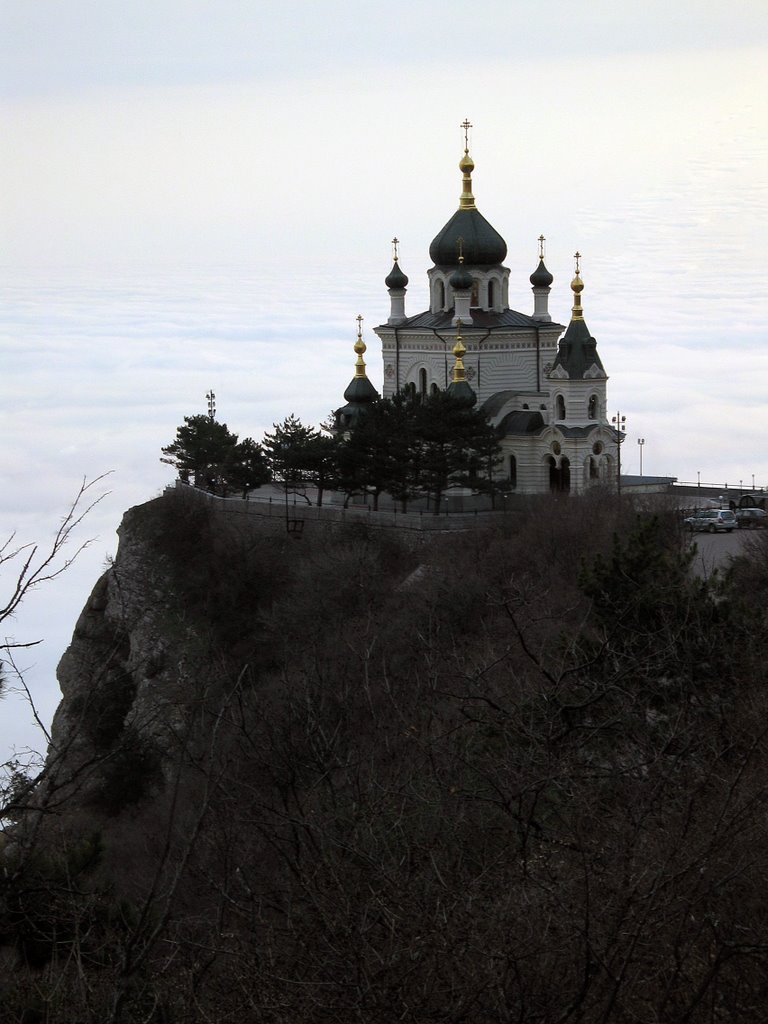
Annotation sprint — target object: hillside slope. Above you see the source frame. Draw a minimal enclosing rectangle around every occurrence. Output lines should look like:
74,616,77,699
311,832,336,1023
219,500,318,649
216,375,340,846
3,488,768,1023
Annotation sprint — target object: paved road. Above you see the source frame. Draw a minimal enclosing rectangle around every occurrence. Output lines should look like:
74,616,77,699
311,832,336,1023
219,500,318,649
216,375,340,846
687,528,760,578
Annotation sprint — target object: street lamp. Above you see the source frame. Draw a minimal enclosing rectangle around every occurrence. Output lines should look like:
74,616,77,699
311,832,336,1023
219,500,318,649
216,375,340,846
637,437,645,477
206,390,216,420
612,412,626,495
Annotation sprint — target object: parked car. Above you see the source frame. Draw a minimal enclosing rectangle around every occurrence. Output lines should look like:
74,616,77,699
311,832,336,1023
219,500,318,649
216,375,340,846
684,509,737,533
735,507,767,529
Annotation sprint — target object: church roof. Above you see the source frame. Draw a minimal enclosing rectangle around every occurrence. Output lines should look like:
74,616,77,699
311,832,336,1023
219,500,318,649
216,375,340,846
557,424,605,439
385,259,409,290
379,309,565,331
481,390,545,419
335,317,379,431
428,129,507,268
530,257,554,288
494,413,603,439
430,207,507,267
551,317,606,379
550,263,605,379
343,375,378,404
498,410,546,435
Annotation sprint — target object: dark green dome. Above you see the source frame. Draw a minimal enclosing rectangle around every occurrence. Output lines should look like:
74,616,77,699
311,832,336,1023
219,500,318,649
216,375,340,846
429,208,507,267
446,379,477,406
530,258,553,287
449,263,473,290
343,375,379,404
385,260,409,290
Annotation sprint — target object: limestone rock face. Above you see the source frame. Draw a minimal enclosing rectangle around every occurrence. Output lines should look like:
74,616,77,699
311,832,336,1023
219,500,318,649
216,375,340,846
49,496,196,811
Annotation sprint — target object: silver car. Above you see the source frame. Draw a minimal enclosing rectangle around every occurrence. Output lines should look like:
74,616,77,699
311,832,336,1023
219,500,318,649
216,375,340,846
684,508,737,533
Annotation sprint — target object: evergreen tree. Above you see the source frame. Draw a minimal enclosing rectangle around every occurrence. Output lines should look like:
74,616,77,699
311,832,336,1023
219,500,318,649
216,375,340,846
262,415,337,506
414,390,501,512
161,415,240,490
337,391,420,511
225,438,271,499
161,418,271,497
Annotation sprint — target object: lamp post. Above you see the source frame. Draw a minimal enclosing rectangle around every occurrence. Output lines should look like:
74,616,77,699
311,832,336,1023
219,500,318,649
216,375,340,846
206,390,216,420
637,437,645,477
612,412,626,495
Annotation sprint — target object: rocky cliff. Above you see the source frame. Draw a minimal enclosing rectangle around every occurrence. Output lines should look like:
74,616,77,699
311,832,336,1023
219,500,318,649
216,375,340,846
5,491,768,1023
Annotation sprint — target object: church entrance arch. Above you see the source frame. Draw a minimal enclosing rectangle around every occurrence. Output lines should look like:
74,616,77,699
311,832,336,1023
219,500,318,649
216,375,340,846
547,455,570,493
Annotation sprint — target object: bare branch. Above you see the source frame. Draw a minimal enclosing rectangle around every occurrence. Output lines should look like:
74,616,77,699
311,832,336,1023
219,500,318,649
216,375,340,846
0,472,111,643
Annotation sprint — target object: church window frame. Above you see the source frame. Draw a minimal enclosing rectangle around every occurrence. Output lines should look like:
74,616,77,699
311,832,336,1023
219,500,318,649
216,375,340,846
556,394,566,420
588,393,598,419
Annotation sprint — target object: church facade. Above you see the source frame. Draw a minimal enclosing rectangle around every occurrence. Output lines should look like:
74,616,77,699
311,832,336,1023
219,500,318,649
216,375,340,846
371,125,618,496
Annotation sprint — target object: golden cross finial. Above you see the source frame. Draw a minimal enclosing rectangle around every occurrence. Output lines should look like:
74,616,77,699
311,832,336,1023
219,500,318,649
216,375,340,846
574,251,581,274
392,237,399,261
539,235,546,260
461,118,472,152
354,314,367,376
452,319,467,382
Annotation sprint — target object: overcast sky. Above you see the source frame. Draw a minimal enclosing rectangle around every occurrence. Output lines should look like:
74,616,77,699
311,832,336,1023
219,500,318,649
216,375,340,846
2,0,768,763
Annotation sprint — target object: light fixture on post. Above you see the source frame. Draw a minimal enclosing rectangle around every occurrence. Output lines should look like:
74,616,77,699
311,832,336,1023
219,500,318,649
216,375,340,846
637,437,645,477
206,390,216,420
612,412,626,495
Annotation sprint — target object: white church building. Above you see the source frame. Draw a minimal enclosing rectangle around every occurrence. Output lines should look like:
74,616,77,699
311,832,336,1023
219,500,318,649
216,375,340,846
370,124,619,496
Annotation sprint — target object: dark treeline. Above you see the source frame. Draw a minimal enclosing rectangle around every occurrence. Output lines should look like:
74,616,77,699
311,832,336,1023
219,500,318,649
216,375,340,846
160,388,502,511
2,491,768,1021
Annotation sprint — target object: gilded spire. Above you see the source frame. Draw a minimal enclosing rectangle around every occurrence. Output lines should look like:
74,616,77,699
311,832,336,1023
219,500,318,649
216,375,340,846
571,251,584,322
354,314,368,378
458,118,476,211
451,320,467,383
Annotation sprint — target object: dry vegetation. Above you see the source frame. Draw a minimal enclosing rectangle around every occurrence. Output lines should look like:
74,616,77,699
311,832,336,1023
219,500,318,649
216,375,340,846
3,490,768,1022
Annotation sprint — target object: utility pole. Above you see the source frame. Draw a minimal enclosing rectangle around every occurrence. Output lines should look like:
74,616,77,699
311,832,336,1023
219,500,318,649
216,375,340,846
612,412,626,495
637,437,645,477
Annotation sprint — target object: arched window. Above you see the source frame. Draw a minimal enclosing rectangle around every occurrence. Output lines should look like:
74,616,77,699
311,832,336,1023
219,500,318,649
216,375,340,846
509,453,517,489
471,280,479,307
556,394,566,420
588,394,598,419
419,368,427,395
560,457,571,493
430,382,439,395
488,279,497,309
546,455,558,491
436,279,445,310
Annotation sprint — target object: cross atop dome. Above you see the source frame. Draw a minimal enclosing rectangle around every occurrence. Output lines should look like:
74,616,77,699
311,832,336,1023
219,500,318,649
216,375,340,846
428,123,507,268
461,118,472,152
